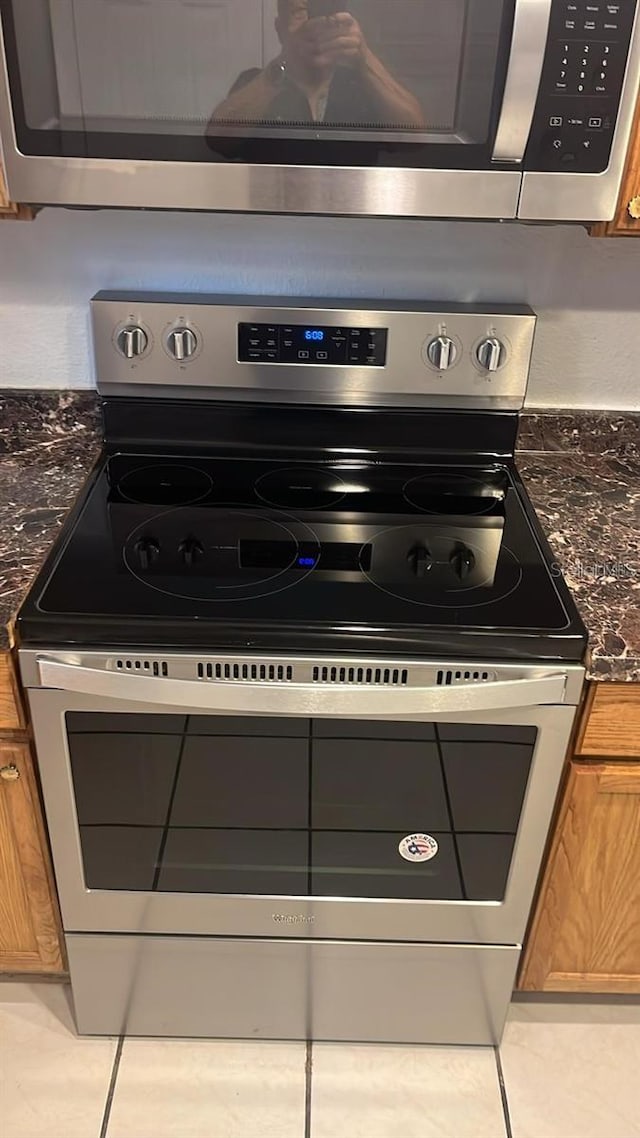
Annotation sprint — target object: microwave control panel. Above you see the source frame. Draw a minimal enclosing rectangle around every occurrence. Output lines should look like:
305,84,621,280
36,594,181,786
526,0,637,173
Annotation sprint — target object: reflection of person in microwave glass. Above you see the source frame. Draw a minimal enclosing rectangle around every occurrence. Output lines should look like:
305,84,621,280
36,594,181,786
210,0,424,127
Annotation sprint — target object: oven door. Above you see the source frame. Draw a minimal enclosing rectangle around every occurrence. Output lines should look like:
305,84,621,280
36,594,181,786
0,0,541,217
24,652,583,947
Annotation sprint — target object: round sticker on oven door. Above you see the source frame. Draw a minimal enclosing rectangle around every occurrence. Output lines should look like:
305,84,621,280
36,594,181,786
398,833,439,863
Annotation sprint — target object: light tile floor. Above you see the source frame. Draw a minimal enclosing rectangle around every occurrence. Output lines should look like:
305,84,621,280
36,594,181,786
1,982,639,1138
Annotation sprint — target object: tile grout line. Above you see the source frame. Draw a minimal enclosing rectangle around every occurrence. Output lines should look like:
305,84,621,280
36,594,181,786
304,1040,313,1138
493,1045,514,1138
99,1034,125,1138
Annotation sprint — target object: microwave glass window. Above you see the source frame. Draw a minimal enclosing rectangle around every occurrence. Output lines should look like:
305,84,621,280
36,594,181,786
65,712,537,902
5,0,509,156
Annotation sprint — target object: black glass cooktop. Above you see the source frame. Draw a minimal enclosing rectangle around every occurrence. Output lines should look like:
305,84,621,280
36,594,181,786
18,451,587,661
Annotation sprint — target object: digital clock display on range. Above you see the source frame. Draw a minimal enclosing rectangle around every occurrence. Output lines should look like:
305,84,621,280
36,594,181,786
238,322,388,367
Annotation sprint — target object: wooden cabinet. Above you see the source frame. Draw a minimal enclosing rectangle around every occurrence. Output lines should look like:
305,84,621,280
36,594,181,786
0,652,65,973
0,653,25,730
591,90,640,237
576,684,640,757
0,159,34,221
519,683,640,992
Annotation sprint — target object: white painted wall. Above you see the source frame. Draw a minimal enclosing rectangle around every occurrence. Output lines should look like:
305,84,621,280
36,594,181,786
0,208,638,408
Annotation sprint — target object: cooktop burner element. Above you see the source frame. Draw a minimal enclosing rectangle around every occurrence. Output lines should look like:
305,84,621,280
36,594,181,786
123,506,322,602
117,463,213,505
403,471,506,516
16,294,587,663
255,467,347,510
360,523,522,608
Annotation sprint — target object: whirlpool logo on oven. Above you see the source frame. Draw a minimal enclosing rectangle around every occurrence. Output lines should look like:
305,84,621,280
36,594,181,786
398,833,439,863
272,913,315,925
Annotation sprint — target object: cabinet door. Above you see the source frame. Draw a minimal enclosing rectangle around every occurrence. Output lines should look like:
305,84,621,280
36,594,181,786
0,742,65,973
591,91,640,236
519,760,640,992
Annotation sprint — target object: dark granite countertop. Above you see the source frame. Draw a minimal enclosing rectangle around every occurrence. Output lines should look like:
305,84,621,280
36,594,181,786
0,392,638,680
517,412,639,682
0,392,102,651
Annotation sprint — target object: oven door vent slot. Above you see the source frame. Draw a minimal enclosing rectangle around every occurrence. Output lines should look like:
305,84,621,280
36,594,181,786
312,666,409,686
196,661,294,682
115,658,168,677
436,669,495,686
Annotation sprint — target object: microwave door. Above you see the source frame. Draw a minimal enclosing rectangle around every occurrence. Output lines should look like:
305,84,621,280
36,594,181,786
0,0,522,218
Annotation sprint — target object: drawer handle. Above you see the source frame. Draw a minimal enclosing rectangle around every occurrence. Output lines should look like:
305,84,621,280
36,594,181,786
0,764,20,782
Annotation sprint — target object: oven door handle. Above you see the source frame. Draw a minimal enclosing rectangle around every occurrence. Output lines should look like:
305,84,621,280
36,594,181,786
36,658,568,714
492,0,552,163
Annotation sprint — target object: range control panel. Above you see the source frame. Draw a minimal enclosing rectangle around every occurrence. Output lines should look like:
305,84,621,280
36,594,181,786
91,293,537,410
238,322,388,367
526,0,637,172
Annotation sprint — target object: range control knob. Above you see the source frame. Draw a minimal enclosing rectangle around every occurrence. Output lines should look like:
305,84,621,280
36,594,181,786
476,337,505,373
167,327,198,362
117,325,148,360
134,538,160,571
179,537,204,567
426,336,458,372
407,543,433,578
450,546,476,581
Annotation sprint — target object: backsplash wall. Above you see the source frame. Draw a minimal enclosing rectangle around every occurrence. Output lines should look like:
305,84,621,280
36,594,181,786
0,208,638,409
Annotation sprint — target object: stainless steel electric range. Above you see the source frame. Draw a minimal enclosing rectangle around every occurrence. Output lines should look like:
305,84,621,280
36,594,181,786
18,294,587,1045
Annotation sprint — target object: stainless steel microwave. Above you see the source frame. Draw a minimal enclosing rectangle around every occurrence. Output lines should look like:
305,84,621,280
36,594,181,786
1,0,639,221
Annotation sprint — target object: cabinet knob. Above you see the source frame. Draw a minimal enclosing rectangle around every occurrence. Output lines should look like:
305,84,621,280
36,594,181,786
628,196,640,220
0,764,20,782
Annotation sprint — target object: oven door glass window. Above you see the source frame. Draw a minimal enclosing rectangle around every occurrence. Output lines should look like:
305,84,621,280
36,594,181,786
3,0,513,166
66,712,537,901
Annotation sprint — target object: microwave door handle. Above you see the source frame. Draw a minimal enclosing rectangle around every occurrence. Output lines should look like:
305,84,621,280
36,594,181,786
492,0,553,163
36,658,568,714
